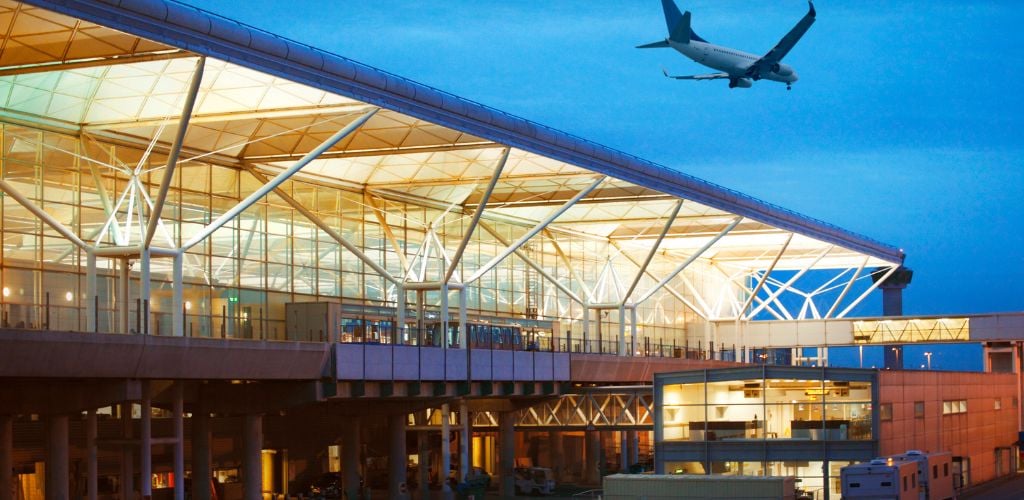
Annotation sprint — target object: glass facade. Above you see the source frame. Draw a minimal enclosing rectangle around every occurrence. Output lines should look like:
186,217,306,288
661,374,874,443
0,122,709,349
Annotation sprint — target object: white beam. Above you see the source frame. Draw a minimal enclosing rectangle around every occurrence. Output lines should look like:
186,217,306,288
622,200,683,304
182,109,377,251
837,265,899,319
0,179,87,249
444,148,509,284
479,222,583,304
737,233,793,316
745,246,832,320
145,56,205,248
825,257,869,319
634,217,742,305
467,176,606,283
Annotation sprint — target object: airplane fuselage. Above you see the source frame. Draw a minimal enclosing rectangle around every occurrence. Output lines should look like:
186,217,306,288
668,39,798,84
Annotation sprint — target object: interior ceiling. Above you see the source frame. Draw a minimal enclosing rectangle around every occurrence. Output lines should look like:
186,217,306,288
0,0,897,272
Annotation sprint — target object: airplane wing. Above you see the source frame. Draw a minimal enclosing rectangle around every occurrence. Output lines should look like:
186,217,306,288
662,68,730,80
746,1,816,78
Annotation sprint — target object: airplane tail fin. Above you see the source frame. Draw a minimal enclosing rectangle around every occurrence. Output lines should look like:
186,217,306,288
661,0,708,44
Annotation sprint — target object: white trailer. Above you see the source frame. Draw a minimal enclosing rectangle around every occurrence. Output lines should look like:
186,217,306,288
841,458,920,500
890,450,954,500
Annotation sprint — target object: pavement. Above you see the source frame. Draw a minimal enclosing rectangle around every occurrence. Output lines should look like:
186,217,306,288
960,473,1024,500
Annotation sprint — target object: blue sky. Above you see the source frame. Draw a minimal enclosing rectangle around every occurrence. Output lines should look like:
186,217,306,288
188,0,1024,316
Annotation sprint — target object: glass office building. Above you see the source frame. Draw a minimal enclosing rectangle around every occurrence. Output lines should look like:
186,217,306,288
655,366,879,499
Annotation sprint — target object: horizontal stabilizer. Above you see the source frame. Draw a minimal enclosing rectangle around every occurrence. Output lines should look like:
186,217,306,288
662,68,729,80
636,40,671,49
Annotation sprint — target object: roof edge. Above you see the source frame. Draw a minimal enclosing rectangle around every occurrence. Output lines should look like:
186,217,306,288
21,0,904,264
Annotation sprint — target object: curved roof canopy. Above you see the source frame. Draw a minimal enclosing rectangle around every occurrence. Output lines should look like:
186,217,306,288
1,0,903,276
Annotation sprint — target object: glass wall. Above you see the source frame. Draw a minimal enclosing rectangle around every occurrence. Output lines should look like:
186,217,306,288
662,375,873,442
0,122,701,346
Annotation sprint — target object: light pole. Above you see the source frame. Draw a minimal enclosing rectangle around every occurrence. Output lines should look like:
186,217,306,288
859,345,864,368
924,351,933,370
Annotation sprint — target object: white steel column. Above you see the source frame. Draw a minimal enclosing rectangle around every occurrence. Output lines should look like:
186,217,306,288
440,284,449,348
140,383,152,500
581,304,589,352
618,304,627,356
395,283,405,343
630,306,638,355
172,252,183,336
173,384,184,500
738,234,792,318
139,248,150,335
119,258,130,333
460,400,471,482
0,415,11,500
459,287,468,349
86,251,97,332
441,404,452,498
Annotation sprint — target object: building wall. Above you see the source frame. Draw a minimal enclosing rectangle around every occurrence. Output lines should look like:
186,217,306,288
878,370,1018,486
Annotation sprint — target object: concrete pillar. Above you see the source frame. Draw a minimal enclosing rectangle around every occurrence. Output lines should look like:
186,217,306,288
0,415,12,500
121,403,134,500
242,415,263,500
87,410,97,500
627,431,639,470
388,414,408,499
417,431,429,499
191,404,212,500
441,403,452,497
141,386,152,500
45,415,69,500
459,399,470,482
499,412,515,497
342,418,360,500
584,430,600,485
547,431,564,483
619,431,628,472
172,384,184,500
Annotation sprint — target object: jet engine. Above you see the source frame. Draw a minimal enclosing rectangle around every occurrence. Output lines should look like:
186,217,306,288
728,78,753,89
771,63,794,77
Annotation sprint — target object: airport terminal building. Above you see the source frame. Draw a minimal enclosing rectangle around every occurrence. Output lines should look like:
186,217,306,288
0,1,1020,499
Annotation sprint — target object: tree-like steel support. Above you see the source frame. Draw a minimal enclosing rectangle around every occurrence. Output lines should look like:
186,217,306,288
836,265,900,318
183,109,378,251
634,217,742,305
745,245,833,320
467,176,606,283
444,148,509,284
622,199,684,305
825,257,869,318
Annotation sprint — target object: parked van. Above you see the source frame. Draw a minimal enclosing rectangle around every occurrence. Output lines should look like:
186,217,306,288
514,467,555,495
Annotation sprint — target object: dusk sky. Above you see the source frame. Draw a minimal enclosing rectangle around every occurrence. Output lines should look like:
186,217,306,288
186,0,1024,318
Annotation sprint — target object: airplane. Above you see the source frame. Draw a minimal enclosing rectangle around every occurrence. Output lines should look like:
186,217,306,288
638,0,816,90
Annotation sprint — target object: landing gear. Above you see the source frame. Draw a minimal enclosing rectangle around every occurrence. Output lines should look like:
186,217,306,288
786,84,792,91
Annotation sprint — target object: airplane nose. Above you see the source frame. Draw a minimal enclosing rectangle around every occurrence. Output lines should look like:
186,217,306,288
791,72,799,82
